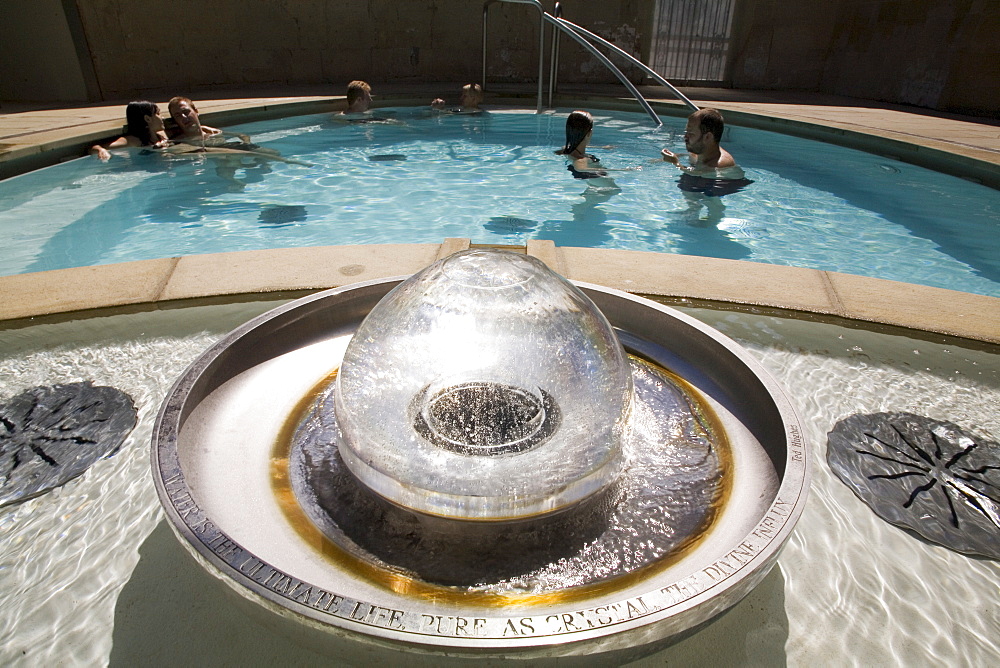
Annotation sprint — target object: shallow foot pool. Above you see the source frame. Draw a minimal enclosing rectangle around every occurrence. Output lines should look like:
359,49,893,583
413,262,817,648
0,300,997,665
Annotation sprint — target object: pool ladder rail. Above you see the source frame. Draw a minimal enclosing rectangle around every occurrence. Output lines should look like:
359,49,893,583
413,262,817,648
482,0,698,126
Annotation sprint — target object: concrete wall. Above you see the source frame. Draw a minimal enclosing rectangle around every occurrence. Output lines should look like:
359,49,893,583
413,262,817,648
3,0,996,116
57,0,654,100
549,1,657,85
0,0,91,102
729,0,999,116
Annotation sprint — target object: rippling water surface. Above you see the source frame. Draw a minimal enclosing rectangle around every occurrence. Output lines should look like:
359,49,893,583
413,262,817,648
0,301,997,665
1,108,998,296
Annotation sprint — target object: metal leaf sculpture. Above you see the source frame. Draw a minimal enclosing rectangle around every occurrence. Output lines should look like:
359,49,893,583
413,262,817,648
0,382,137,509
827,412,1000,560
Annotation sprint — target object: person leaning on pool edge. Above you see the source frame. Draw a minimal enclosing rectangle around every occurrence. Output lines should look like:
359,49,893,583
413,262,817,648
431,83,484,112
89,101,168,160
661,108,736,174
167,96,222,141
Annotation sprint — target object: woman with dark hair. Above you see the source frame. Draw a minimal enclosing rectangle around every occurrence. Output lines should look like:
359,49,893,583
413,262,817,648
555,110,613,183
89,101,168,160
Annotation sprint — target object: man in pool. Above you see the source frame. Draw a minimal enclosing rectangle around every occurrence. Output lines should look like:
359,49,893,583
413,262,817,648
431,83,484,113
341,80,373,114
661,108,752,224
335,80,402,124
661,108,740,176
168,96,268,149
163,96,303,188
167,97,223,141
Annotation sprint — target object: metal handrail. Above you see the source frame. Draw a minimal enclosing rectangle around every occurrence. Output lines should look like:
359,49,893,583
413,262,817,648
482,0,697,124
541,12,661,126
553,17,699,112
548,2,563,107
482,0,545,113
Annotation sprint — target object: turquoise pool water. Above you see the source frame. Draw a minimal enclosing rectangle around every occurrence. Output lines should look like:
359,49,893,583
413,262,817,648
2,108,998,296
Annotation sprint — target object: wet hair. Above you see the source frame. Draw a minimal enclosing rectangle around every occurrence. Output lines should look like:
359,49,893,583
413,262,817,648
167,96,196,118
124,100,160,146
557,110,594,155
461,83,483,104
346,80,371,105
690,108,725,143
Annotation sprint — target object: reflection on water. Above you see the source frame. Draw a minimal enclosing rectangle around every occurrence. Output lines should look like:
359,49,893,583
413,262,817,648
537,186,624,249
677,174,754,198
2,109,998,295
670,175,756,261
0,302,998,665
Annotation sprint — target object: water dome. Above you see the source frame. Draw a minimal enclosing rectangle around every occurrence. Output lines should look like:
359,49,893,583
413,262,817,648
152,249,809,658
335,250,632,520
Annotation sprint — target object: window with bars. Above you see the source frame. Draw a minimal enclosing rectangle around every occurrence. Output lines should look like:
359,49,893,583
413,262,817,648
650,0,737,84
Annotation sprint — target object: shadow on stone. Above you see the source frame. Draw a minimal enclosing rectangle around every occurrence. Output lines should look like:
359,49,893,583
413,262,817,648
623,565,790,667
109,520,333,666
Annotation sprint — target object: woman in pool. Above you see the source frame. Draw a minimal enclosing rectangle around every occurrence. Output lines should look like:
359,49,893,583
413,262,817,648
89,101,169,161
555,110,616,186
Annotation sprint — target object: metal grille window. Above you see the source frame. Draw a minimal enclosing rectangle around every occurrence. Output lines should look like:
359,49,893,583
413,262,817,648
651,0,737,84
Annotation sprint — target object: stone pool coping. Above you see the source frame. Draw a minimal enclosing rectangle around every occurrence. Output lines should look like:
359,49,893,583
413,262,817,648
1,240,997,347
1,88,998,345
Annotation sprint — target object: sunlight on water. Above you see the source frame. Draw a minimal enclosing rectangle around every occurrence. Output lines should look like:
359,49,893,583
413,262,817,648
1,109,998,296
0,300,997,665
681,306,1000,666
0,302,279,666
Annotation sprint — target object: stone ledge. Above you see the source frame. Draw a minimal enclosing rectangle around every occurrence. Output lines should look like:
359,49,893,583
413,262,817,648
1,243,996,346
0,257,178,322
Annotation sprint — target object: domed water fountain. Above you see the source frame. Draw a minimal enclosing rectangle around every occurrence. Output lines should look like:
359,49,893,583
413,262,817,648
152,249,809,660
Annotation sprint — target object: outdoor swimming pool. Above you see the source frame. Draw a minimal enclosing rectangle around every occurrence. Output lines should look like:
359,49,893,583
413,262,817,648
2,107,998,296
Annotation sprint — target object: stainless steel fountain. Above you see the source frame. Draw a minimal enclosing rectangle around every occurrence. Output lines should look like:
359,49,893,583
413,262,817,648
152,249,809,661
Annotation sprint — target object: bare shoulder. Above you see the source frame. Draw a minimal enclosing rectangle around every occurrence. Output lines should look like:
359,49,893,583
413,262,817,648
717,148,736,169
118,135,145,148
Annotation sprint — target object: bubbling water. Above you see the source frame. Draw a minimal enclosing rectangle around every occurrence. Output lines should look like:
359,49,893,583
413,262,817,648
333,250,634,521
269,249,734,593
414,382,560,456
286,356,727,592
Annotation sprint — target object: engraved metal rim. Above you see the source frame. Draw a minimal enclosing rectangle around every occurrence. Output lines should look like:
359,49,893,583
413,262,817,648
151,277,810,655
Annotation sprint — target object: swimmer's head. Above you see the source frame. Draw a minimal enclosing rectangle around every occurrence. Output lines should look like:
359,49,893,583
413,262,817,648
688,108,725,144
460,83,484,108
346,80,372,111
168,96,200,133
125,100,162,145
560,110,594,155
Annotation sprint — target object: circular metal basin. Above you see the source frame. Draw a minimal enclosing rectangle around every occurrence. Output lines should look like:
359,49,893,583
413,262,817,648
152,278,809,659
